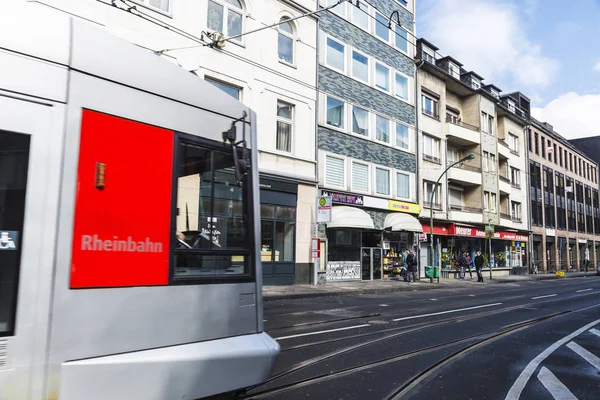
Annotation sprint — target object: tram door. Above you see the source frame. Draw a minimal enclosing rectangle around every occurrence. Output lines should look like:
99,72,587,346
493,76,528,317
0,94,61,398
362,248,382,280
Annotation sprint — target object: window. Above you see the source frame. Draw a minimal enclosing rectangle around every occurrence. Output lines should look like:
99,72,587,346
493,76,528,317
554,144,558,164
446,109,459,124
471,77,481,90
375,12,389,41
375,167,390,196
174,142,251,278
511,167,521,187
143,0,170,12
490,193,497,212
207,0,244,42
448,63,460,79
395,123,409,150
508,133,519,153
326,37,345,72
422,94,438,119
423,135,440,162
351,51,369,83
352,105,369,137
484,191,490,211
205,77,241,100
511,201,521,220
276,101,293,152
351,2,370,31
507,99,516,113
490,154,496,172
0,131,30,336
483,151,489,172
351,162,369,192
422,47,435,63
541,137,546,158
375,63,390,92
396,0,409,7
424,181,440,207
375,115,390,143
396,172,410,199
480,111,494,135
569,153,573,171
559,147,563,167
326,96,344,128
278,18,294,64
449,187,462,208
325,155,345,188
395,26,408,53
534,132,539,155
261,205,296,263
447,148,460,164
326,0,346,17
395,73,409,101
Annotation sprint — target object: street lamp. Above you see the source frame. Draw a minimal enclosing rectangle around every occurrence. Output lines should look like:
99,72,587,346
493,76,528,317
429,153,476,283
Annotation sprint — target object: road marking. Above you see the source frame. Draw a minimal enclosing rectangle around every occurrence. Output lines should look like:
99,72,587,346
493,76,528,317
430,299,438,301
274,324,371,341
392,303,502,322
590,328,600,338
505,318,600,400
537,367,577,400
531,294,557,300
576,288,592,293
468,295,476,297
379,304,390,307
566,341,600,370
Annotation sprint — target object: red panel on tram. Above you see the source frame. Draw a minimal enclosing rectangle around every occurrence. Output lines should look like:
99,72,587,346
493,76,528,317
70,110,174,288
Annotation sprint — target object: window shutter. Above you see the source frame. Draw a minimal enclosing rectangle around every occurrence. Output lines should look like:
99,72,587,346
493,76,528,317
352,162,369,191
326,156,345,187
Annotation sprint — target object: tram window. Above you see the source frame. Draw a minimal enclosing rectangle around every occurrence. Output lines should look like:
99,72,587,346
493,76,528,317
0,131,30,336
174,141,251,279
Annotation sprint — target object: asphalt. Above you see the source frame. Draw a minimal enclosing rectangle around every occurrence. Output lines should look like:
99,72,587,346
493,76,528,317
246,276,600,400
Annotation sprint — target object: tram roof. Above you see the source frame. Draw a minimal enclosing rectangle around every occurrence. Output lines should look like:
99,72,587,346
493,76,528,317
0,2,251,122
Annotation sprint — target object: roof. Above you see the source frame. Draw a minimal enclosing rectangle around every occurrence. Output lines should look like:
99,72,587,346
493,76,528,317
436,55,464,67
417,37,439,51
461,70,485,80
483,84,502,92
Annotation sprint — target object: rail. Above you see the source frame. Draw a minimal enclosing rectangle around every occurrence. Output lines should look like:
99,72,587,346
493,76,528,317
500,212,512,219
450,163,481,173
424,201,442,210
449,205,483,213
446,116,479,132
499,175,510,183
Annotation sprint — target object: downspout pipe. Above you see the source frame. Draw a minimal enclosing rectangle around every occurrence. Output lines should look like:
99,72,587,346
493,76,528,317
313,12,320,285
414,60,425,207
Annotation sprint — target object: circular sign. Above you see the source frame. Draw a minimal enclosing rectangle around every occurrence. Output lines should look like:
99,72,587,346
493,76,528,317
319,197,327,206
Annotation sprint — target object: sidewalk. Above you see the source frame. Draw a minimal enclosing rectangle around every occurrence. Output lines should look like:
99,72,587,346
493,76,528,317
263,271,595,301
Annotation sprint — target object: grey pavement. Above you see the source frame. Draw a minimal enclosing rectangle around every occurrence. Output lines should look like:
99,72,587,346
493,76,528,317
263,271,593,301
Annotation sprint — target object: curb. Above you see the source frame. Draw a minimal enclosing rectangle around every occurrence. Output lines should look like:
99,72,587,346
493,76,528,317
263,273,595,301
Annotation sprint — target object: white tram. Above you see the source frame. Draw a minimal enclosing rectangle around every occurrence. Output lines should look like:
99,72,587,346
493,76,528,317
0,3,279,399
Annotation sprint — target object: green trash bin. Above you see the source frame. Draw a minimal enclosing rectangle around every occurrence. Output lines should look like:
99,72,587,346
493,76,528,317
425,266,433,278
433,266,440,278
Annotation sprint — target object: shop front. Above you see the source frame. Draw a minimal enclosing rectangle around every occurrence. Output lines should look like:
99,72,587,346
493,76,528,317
319,190,421,282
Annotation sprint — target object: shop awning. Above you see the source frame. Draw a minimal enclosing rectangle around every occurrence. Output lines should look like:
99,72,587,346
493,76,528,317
326,206,375,229
384,213,423,233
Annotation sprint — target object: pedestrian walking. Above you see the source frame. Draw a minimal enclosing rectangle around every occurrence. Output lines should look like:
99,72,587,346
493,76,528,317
459,252,467,279
474,251,484,282
406,250,418,283
465,253,473,279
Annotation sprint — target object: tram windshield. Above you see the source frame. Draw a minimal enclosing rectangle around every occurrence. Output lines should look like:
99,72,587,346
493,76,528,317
174,141,252,279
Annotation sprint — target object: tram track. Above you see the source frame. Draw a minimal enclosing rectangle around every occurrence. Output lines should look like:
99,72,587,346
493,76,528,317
242,302,600,400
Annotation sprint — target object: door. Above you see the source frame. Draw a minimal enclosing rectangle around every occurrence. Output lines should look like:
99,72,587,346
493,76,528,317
373,248,382,279
362,248,372,280
0,94,62,399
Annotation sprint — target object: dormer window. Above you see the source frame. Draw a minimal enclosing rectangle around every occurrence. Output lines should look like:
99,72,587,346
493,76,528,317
448,62,460,79
507,99,516,112
471,77,481,90
422,46,435,63
490,89,499,99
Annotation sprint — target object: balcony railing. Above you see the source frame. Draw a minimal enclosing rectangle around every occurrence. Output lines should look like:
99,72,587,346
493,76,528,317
449,205,483,213
424,201,442,210
511,182,521,189
512,216,522,223
499,140,509,148
449,163,481,173
422,108,439,120
445,115,479,131
422,52,436,64
500,212,512,219
499,175,510,183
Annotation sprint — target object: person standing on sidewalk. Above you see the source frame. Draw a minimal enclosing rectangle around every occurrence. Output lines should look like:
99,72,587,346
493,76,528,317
459,252,467,279
406,250,418,283
474,251,484,283
465,253,473,279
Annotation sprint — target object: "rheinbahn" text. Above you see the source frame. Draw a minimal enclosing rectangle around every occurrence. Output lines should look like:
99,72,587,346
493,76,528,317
80,234,163,253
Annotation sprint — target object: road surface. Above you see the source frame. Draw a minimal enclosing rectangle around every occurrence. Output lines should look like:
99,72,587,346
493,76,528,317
245,277,600,400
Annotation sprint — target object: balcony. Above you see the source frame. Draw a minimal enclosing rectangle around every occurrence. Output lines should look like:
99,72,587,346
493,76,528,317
447,164,482,186
499,175,511,194
445,117,480,145
500,212,512,220
448,207,484,224
498,140,511,159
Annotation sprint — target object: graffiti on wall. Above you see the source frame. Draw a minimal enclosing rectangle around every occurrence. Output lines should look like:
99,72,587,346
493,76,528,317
326,261,361,281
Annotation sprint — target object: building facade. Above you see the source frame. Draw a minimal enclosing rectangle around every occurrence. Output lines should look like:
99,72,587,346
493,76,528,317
415,39,530,277
25,0,319,285
316,0,420,282
529,120,600,272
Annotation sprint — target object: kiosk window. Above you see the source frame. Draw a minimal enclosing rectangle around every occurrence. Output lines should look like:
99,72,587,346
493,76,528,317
0,131,30,336
174,141,252,279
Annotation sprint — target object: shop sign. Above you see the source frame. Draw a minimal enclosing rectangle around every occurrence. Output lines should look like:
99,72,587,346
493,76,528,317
325,261,361,281
317,196,332,222
578,239,588,244
451,225,528,242
321,190,364,206
420,224,451,235
388,200,420,214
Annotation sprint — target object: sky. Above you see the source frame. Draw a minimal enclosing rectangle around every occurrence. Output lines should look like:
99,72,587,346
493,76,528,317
416,0,600,139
